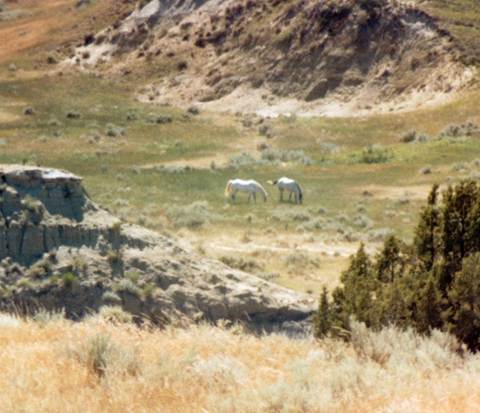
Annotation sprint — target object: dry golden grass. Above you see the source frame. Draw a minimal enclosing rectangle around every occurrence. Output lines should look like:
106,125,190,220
1,312,480,412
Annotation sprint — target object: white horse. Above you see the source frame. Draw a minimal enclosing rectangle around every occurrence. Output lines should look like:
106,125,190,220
268,177,303,204
225,179,268,203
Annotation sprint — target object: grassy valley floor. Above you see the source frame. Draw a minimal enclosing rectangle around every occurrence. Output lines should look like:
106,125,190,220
1,71,480,293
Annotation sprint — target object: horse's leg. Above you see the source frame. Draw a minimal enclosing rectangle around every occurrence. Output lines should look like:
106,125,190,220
253,192,257,204
279,189,284,202
289,191,293,203
248,192,251,203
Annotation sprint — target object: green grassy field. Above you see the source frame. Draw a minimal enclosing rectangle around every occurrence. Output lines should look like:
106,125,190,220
1,70,480,293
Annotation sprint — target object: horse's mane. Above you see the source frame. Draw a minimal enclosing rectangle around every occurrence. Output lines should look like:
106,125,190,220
256,181,268,198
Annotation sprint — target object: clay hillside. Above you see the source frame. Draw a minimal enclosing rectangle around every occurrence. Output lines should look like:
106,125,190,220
0,165,313,329
69,0,475,115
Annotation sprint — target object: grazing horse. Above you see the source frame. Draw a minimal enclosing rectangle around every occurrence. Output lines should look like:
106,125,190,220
268,177,303,204
224,179,268,203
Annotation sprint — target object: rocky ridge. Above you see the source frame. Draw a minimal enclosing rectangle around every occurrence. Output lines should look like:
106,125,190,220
0,165,313,330
68,0,474,116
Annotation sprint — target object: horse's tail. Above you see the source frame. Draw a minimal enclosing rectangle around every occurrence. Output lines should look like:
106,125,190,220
296,182,303,204
224,180,233,197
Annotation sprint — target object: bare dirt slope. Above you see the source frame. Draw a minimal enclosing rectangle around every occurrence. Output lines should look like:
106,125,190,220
0,0,137,65
68,0,475,116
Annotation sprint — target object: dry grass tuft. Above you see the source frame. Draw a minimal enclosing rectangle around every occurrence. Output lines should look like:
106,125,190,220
0,315,479,412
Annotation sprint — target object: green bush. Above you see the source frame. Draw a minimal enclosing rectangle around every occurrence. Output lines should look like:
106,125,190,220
20,196,45,225
125,270,141,283
102,290,122,304
107,249,122,265
62,272,78,288
142,283,156,298
116,279,142,297
353,145,392,164
99,305,132,324
32,309,65,327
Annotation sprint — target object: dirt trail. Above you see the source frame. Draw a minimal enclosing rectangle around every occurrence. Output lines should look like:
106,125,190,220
208,239,359,258
185,231,377,258
0,111,18,123
353,184,445,201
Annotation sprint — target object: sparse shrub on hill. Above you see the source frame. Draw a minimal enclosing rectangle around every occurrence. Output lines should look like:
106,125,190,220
228,149,314,168
353,144,392,164
151,115,172,124
75,0,92,8
105,123,125,137
187,106,200,115
166,201,214,229
440,122,479,138
220,256,263,273
102,290,122,304
228,152,256,168
367,227,393,242
32,309,65,326
99,305,132,324
399,130,430,144
400,130,417,143
20,196,45,225
62,272,78,288
66,111,81,119
260,148,313,165
317,181,480,350
116,279,141,297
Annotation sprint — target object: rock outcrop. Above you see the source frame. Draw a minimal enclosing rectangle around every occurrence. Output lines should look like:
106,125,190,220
0,165,313,331
68,0,474,116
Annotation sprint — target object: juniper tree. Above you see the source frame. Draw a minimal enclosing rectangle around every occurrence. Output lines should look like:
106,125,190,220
334,243,376,327
466,195,480,254
414,184,440,272
415,274,442,334
439,181,478,292
379,278,409,328
375,235,405,283
447,253,480,350
314,287,331,338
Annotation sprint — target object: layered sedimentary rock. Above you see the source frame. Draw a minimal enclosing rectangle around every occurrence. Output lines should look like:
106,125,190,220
0,165,313,331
